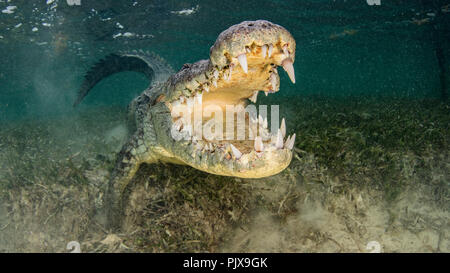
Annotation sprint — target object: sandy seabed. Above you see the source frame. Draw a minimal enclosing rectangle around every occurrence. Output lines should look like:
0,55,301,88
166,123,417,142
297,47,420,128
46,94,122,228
0,96,448,253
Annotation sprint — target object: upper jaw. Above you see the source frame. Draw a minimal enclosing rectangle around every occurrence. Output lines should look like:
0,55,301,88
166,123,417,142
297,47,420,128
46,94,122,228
209,20,296,70
162,20,296,103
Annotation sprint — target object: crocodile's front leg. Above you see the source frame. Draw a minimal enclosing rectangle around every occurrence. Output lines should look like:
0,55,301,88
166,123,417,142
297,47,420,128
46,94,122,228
106,129,157,230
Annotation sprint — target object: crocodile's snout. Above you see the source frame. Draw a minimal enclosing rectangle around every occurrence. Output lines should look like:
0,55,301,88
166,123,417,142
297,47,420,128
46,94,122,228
210,20,296,72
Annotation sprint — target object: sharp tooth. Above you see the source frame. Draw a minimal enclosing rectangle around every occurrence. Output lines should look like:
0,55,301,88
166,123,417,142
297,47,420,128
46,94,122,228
254,136,264,152
213,80,217,87
249,91,258,103
268,44,273,58
246,47,251,53
174,119,183,131
227,64,233,81
285,135,291,147
280,118,286,138
283,44,289,57
237,53,248,74
287,133,296,150
265,91,268,96
276,129,284,149
282,58,295,84
204,84,209,92
261,45,267,58
213,70,219,79
270,73,277,89
230,143,242,160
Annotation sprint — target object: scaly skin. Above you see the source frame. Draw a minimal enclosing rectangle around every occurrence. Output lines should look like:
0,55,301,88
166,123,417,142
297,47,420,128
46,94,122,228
76,20,297,229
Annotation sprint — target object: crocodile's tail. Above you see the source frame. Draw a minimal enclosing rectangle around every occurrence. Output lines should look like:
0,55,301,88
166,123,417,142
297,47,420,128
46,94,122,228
73,50,174,107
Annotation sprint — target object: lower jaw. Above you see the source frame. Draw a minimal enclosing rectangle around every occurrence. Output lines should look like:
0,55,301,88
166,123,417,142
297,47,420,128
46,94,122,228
167,97,297,176
187,148,293,178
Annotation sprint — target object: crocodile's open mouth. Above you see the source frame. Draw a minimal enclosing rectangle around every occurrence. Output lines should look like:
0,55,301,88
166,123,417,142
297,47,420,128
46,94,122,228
162,20,297,178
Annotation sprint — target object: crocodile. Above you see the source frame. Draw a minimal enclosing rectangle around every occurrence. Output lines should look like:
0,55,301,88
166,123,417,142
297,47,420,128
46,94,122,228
75,20,297,229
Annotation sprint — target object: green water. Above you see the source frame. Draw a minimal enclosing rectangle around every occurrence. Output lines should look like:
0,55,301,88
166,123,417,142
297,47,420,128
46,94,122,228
0,0,448,120
0,0,449,253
